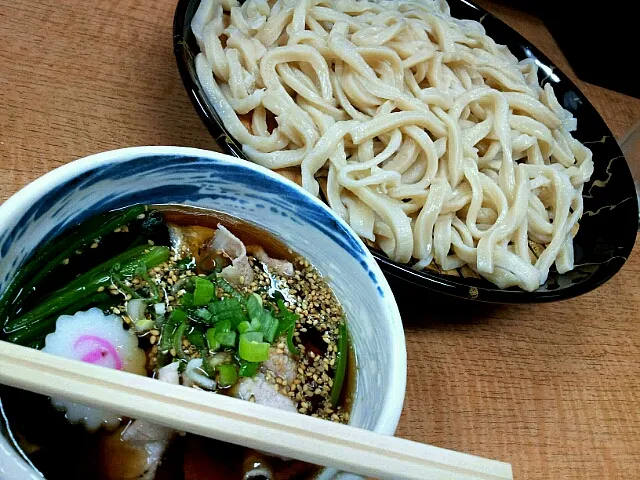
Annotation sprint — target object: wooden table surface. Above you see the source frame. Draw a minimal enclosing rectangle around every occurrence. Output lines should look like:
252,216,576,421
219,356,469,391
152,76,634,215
1,1,639,479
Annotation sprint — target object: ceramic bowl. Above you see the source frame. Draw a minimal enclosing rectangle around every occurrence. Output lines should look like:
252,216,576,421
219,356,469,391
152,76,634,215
173,0,638,303
0,146,406,480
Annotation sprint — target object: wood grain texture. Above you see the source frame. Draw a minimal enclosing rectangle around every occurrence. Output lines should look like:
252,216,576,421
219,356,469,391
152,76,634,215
0,0,638,479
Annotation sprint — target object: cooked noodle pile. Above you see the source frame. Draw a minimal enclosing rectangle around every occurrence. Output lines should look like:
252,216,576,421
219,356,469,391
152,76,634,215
192,0,594,291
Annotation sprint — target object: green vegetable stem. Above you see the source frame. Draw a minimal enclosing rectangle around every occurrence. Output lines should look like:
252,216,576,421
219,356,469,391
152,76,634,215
0,205,146,325
4,245,169,338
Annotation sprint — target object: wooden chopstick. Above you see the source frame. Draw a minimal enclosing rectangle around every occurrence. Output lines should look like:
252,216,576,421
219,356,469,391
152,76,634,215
0,340,512,480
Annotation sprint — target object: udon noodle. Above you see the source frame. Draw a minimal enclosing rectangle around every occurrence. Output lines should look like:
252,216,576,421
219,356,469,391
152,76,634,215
192,0,594,291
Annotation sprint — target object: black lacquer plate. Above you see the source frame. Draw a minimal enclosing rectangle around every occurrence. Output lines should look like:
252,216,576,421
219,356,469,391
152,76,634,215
173,0,638,303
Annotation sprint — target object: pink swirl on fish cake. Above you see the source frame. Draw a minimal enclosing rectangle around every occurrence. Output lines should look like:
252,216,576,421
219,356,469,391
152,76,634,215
74,335,123,370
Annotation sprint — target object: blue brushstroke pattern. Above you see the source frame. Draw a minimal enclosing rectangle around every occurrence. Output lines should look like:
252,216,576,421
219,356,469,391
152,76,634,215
0,154,382,297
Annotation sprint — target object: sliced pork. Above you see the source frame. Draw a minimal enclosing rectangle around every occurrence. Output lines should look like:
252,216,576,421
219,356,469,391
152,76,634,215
247,245,294,277
101,362,180,480
208,224,254,285
230,372,297,413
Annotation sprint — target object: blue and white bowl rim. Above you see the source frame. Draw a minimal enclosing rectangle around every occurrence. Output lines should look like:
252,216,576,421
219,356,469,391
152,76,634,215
0,146,407,478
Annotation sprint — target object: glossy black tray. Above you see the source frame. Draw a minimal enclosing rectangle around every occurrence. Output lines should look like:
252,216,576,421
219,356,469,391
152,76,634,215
173,0,638,303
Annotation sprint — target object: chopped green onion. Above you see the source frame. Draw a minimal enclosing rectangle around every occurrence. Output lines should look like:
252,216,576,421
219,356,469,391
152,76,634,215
286,325,299,356
206,328,219,351
249,316,262,332
159,308,187,353
260,312,279,343
237,320,252,334
193,277,214,306
241,331,263,343
217,364,238,388
330,322,348,407
215,276,245,302
275,299,299,333
134,262,161,303
167,308,188,324
208,298,246,327
202,353,230,376
215,331,237,347
173,321,188,359
274,298,299,355
246,293,279,343
214,319,232,334
208,321,236,348
176,256,196,270
239,332,270,362
246,293,263,319
180,292,195,308
134,319,155,333
193,308,213,323
187,328,207,350
238,360,259,377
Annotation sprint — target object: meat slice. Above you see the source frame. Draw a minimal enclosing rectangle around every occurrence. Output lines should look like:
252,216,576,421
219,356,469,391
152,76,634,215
262,343,297,383
229,372,297,413
100,363,180,480
167,224,216,261
157,359,180,384
208,224,254,285
119,421,173,480
247,245,294,277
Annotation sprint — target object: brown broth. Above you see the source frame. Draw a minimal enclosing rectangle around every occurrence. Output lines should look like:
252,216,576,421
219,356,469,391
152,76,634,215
155,204,295,262
0,205,357,480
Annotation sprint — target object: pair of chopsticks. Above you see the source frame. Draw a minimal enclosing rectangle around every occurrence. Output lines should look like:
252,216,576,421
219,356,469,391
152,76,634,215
0,340,512,480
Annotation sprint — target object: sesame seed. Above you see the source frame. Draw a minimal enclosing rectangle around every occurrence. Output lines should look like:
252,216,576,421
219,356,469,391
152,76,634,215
97,286,105,292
